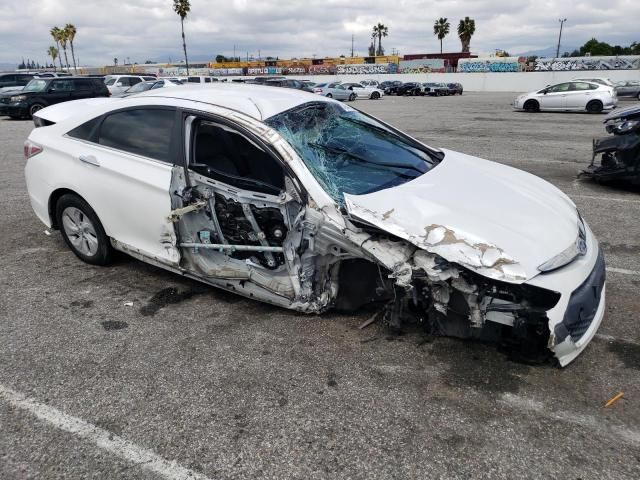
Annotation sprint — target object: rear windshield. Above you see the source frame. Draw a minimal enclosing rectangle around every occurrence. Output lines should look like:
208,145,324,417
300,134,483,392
265,102,438,204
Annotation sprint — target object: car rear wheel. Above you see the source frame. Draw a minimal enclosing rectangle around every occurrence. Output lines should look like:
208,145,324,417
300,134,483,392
325,93,333,98
349,93,357,101
371,91,380,100
523,99,540,112
636,92,640,101
28,103,45,119
56,194,113,265
586,100,603,114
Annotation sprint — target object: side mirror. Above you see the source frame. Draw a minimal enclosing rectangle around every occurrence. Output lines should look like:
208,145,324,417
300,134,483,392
116,82,123,87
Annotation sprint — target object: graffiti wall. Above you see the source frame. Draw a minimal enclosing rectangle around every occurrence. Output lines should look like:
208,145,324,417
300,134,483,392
534,56,640,71
211,67,243,76
336,63,395,74
399,58,445,73
247,67,282,75
458,57,525,73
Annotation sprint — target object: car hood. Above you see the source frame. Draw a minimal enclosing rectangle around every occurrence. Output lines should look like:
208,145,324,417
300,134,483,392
605,103,640,121
344,149,579,284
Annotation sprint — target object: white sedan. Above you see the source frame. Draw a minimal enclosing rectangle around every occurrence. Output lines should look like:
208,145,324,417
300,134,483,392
340,82,384,100
513,80,617,113
24,84,605,366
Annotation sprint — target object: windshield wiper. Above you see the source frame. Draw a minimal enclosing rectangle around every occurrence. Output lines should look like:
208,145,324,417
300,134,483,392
308,143,425,175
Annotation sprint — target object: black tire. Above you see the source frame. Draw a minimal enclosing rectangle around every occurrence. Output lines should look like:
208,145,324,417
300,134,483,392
636,92,640,101
349,93,357,101
371,91,380,99
325,93,333,98
55,194,113,265
28,103,45,119
523,99,539,113
586,100,603,114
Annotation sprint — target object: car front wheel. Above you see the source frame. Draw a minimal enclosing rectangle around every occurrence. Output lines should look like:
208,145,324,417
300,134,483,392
56,194,113,265
325,93,333,98
523,99,540,112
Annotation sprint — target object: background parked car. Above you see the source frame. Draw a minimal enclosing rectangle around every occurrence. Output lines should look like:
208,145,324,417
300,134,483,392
0,77,109,119
447,83,464,95
615,80,640,100
379,80,403,95
396,82,424,96
186,76,219,84
115,78,183,97
513,81,617,113
572,77,615,87
104,75,156,96
423,83,449,96
264,79,314,93
0,73,36,92
340,82,384,99
312,82,356,101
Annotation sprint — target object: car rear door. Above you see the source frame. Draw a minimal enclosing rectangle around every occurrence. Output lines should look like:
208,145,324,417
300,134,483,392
71,79,95,100
63,107,181,265
566,82,595,109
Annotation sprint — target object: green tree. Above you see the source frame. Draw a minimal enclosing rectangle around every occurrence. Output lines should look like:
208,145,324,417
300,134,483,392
50,27,64,70
64,24,78,72
47,46,59,71
433,18,450,54
372,23,388,56
580,38,612,56
457,17,476,53
173,0,191,75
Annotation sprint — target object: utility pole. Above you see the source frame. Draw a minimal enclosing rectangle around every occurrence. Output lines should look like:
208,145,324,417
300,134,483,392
233,44,236,62
556,18,567,58
351,34,354,57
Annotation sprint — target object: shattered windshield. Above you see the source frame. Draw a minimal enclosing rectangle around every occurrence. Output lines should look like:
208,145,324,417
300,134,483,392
265,102,438,204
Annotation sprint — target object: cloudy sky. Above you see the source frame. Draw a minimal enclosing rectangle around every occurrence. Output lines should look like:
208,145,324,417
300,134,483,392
1,0,638,66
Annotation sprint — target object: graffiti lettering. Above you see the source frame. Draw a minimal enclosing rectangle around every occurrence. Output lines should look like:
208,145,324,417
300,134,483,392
534,56,640,71
336,64,391,74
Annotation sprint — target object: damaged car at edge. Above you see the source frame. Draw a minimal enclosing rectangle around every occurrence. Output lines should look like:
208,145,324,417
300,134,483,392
580,103,640,185
24,85,605,366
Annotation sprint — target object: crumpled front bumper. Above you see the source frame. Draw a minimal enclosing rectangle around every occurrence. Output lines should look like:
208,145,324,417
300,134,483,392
527,223,605,366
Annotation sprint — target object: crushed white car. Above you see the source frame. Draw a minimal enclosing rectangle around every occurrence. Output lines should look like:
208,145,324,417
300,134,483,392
24,84,605,366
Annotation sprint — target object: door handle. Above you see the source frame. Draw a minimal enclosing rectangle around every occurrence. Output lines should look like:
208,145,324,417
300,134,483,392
79,154,100,167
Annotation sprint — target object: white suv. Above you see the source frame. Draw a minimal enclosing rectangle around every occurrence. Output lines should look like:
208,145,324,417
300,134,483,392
104,75,156,96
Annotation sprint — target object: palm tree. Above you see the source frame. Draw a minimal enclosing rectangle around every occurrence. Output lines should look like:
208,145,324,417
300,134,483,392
457,17,476,53
65,24,78,72
433,18,450,54
50,27,64,71
173,0,191,75
372,23,388,56
47,46,59,71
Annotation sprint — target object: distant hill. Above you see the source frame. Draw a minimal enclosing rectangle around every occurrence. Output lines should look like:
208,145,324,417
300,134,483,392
0,62,18,72
516,46,579,58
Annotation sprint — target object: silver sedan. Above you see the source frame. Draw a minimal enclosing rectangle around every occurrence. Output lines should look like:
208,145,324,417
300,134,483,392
312,82,357,101
513,81,618,113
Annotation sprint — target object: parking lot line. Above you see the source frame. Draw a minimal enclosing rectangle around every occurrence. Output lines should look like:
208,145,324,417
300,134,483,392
607,267,640,276
0,384,213,480
571,194,640,205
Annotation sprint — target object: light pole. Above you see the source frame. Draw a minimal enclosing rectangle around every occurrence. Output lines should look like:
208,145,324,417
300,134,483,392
556,18,567,58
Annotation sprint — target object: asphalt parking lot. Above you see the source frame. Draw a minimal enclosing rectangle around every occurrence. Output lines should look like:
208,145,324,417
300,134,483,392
1,92,639,480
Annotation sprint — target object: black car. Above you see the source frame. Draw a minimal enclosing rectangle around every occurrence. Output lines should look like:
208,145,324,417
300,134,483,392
447,82,463,95
0,77,110,119
0,73,36,93
379,80,403,95
422,82,450,96
264,79,314,93
397,82,424,96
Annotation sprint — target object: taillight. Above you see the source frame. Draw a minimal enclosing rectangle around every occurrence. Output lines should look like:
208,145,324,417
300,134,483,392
24,140,43,159
313,88,322,93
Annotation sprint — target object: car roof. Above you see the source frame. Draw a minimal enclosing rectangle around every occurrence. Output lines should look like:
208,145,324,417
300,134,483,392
130,84,333,120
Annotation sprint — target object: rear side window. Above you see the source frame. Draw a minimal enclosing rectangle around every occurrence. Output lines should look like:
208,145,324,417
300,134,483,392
98,108,176,162
67,116,102,141
75,79,94,90
128,77,142,86
188,77,199,83
51,80,74,91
